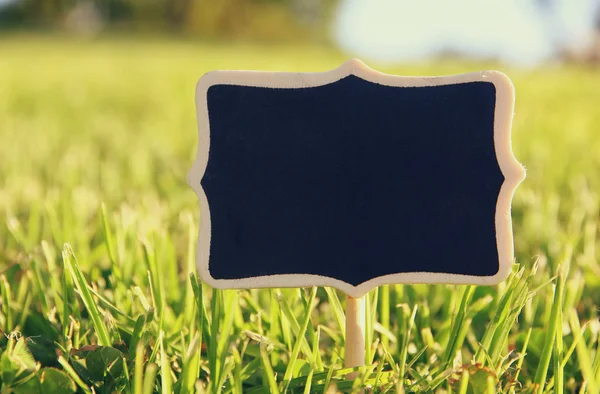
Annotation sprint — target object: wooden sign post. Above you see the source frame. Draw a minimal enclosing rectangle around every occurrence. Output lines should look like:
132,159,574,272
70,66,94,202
344,295,365,379
188,59,525,380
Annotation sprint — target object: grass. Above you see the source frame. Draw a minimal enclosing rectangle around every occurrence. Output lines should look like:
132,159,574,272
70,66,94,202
0,37,600,393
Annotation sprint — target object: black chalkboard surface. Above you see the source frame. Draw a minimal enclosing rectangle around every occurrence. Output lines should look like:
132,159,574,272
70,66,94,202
188,59,525,297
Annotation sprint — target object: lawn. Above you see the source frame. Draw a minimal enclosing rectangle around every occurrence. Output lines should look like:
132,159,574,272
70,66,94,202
1,37,600,393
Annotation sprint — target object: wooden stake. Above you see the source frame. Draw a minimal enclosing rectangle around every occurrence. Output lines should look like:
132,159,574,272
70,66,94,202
345,295,366,381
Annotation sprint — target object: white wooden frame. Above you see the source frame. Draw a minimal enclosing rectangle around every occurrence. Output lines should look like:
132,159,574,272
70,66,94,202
187,59,526,298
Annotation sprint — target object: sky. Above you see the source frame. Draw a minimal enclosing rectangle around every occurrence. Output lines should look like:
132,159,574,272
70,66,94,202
334,0,600,66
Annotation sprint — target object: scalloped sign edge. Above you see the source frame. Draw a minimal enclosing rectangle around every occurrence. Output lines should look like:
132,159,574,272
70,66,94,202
187,59,526,298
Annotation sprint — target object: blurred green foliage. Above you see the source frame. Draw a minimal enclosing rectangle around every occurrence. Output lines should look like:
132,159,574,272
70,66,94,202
0,0,336,41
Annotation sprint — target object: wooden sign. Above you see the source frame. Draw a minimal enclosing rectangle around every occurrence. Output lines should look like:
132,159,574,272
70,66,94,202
187,59,525,299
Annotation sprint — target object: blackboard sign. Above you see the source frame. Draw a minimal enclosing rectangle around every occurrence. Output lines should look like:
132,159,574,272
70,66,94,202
188,59,525,298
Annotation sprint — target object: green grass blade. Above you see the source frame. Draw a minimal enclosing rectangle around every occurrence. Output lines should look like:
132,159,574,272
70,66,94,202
159,331,173,394
62,243,111,346
282,286,318,391
533,266,564,393
443,286,475,366
324,287,346,335
277,291,313,359
101,203,117,266
143,242,164,323
365,289,379,364
260,342,280,394
1,275,13,331
568,308,598,393
398,304,418,387
509,327,531,394
142,363,159,394
134,342,145,394
303,369,314,394
208,288,222,391
458,370,469,394
380,285,390,348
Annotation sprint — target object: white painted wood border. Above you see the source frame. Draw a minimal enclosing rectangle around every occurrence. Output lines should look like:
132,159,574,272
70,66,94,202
187,59,526,298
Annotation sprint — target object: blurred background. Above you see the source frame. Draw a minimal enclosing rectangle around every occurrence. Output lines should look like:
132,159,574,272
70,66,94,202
0,0,599,64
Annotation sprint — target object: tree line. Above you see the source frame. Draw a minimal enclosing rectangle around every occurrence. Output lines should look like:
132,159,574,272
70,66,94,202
0,0,335,39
